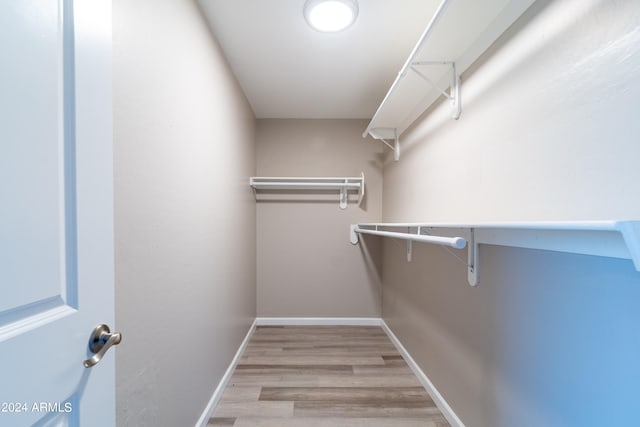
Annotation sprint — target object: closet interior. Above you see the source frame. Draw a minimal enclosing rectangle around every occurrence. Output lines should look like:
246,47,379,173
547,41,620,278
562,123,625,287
113,0,640,426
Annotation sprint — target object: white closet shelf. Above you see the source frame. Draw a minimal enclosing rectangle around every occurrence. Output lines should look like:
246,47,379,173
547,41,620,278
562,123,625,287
363,0,536,160
350,221,640,286
250,173,364,209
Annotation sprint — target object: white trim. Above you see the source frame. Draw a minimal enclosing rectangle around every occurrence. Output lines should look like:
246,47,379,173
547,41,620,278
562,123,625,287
194,319,257,427
255,317,382,326
381,320,465,427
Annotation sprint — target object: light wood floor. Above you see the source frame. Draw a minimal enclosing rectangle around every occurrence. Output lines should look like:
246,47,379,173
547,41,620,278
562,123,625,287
208,325,451,427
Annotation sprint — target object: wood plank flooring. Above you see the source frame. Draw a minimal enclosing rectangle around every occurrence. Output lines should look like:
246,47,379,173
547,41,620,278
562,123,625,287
208,325,451,427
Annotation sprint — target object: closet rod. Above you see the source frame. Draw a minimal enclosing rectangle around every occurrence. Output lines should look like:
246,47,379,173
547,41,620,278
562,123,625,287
353,226,466,249
251,182,361,189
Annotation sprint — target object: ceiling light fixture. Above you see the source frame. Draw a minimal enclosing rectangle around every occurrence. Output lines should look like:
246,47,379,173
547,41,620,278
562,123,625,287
304,0,359,33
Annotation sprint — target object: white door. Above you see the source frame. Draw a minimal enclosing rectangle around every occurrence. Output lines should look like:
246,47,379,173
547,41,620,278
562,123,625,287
0,0,115,426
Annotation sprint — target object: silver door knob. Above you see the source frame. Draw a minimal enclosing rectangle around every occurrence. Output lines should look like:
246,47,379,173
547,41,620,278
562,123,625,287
83,324,122,368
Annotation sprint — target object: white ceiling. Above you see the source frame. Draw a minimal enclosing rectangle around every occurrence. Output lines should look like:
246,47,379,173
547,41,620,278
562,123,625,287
198,0,443,119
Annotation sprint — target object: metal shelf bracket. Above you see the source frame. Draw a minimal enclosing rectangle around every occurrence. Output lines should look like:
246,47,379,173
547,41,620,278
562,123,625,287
410,61,461,119
339,179,348,209
467,228,479,287
367,128,400,161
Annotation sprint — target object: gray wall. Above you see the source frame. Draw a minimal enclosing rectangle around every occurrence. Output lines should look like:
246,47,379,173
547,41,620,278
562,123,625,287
381,0,640,426
113,1,256,426
382,242,640,427
256,119,383,317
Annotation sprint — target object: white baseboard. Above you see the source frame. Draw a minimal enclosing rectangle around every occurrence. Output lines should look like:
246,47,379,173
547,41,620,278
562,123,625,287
194,319,256,427
381,320,465,427
196,317,463,427
255,317,383,326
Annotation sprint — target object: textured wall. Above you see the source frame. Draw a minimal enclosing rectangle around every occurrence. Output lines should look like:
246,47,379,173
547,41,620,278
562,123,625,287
113,1,256,425
381,0,640,426
384,0,640,222
256,119,383,317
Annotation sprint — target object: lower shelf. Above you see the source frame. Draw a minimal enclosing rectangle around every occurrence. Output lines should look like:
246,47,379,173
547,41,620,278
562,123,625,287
351,220,640,286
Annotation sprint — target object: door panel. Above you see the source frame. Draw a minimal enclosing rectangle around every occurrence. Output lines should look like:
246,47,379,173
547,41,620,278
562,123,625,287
0,0,75,320
0,1,114,426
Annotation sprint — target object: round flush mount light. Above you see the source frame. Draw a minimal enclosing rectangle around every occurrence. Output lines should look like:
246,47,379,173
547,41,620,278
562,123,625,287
304,0,359,33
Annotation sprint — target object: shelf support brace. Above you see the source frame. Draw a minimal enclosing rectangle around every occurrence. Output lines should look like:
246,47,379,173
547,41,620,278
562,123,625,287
377,129,400,161
350,224,359,245
618,221,640,271
365,128,400,161
410,61,461,119
339,180,347,209
467,228,479,287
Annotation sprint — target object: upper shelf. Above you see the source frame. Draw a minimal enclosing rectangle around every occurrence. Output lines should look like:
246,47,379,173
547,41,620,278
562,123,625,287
363,0,536,159
250,173,365,209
